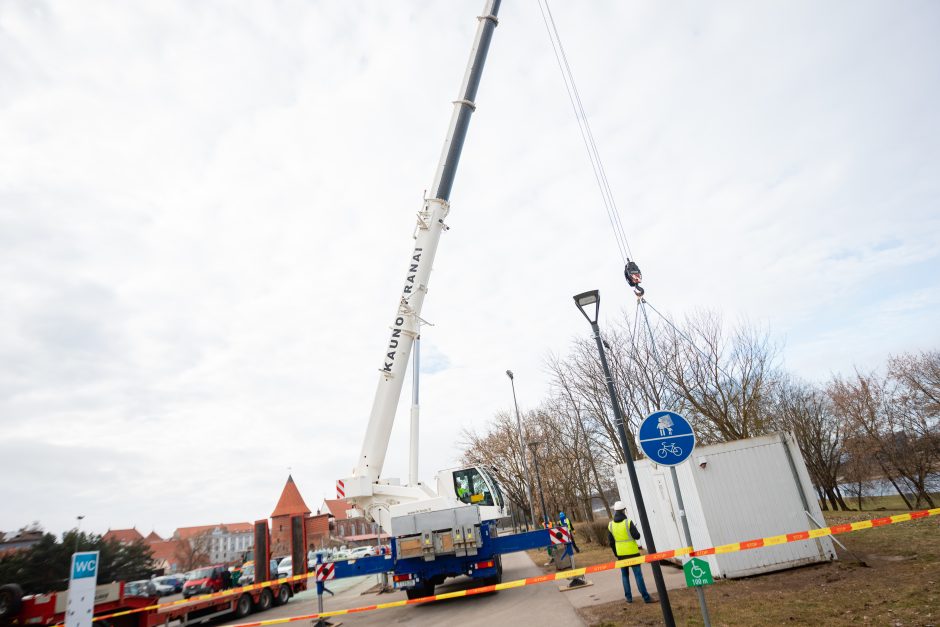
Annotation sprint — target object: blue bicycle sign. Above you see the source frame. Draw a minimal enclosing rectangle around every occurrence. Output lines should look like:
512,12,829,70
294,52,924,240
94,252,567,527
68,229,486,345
639,411,695,466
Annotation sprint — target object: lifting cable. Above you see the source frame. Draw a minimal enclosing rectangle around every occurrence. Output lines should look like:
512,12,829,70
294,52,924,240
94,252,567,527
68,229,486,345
537,1,736,386
536,1,637,276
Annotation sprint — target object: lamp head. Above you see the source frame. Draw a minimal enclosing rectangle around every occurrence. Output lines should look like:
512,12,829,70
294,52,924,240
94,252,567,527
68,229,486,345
573,290,600,324
506,370,513,380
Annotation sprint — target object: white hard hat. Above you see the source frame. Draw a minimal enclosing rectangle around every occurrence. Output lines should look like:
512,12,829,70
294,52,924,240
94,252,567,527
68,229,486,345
613,501,625,511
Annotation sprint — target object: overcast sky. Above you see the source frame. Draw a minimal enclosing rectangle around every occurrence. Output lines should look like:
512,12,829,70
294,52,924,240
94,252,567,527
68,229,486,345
2,1,938,540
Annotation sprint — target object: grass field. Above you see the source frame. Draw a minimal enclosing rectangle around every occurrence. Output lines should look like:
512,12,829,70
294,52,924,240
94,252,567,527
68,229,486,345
531,497,940,626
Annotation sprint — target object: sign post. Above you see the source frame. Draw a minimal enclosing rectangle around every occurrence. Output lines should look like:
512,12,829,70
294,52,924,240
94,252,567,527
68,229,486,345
65,551,99,627
640,412,712,627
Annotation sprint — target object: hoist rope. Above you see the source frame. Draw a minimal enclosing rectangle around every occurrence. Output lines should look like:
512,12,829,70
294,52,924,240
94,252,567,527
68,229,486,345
638,300,670,394
538,2,738,394
536,0,633,264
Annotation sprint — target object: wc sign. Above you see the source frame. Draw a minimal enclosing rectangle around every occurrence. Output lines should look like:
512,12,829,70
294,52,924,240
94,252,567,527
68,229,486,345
72,553,98,579
66,551,100,627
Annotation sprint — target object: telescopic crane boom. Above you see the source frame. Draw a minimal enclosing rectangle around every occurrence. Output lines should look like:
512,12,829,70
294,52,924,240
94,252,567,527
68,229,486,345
340,0,505,534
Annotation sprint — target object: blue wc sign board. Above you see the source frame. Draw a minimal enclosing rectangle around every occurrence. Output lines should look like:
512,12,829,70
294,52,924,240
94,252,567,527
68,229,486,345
66,551,100,627
639,411,695,466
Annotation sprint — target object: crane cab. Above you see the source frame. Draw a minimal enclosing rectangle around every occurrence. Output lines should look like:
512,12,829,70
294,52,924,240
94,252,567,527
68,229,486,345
436,466,507,522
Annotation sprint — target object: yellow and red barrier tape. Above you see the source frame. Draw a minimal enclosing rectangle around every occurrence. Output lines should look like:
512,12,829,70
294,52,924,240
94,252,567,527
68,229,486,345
86,508,940,627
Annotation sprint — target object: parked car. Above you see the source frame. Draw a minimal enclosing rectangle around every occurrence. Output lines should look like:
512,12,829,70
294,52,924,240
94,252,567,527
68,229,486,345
149,578,174,596
124,580,158,597
276,556,292,579
164,575,187,593
307,549,332,568
347,546,376,559
328,550,349,561
182,565,224,598
240,563,255,585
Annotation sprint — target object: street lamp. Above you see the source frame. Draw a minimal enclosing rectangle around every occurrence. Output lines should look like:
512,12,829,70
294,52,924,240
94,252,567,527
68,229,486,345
506,370,536,531
75,515,85,554
573,290,675,627
526,440,551,528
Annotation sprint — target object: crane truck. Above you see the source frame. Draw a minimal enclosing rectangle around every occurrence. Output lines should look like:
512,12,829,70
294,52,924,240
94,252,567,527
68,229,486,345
328,0,572,600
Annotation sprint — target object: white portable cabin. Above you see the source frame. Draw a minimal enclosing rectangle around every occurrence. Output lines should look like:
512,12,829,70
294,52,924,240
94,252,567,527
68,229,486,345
614,432,836,579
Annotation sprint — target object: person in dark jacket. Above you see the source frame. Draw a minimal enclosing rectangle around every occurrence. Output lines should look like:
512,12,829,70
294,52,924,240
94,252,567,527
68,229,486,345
607,501,652,603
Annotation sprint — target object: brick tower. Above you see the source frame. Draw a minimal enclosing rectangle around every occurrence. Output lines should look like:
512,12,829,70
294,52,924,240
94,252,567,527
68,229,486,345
270,475,312,557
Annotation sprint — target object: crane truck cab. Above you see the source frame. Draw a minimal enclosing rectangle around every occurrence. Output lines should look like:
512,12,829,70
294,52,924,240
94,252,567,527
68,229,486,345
436,466,506,521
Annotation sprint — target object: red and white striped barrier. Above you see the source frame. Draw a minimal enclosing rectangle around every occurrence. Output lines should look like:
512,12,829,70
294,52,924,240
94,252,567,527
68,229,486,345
549,527,572,545
315,563,335,582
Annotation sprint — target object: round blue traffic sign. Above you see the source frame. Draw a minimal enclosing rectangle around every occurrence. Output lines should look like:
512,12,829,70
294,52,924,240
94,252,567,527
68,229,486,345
638,411,695,466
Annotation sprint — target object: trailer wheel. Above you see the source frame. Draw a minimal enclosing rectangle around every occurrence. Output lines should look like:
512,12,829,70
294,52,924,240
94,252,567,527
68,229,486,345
274,584,290,606
255,588,274,612
405,581,434,601
0,583,24,619
234,594,253,618
491,554,504,585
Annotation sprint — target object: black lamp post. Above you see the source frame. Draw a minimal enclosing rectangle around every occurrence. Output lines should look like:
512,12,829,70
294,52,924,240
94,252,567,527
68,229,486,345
75,515,85,554
573,290,675,627
506,370,536,531
527,440,551,528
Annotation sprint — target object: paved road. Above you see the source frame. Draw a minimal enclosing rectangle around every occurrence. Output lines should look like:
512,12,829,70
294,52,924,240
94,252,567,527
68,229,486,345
218,550,583,627
213,553,691,627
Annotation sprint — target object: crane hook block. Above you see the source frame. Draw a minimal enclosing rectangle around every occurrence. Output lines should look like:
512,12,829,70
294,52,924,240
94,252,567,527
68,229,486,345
624,260,642,288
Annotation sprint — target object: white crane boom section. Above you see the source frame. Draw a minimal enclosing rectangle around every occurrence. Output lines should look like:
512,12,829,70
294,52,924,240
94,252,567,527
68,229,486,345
340,1,501,531
352,1,500,485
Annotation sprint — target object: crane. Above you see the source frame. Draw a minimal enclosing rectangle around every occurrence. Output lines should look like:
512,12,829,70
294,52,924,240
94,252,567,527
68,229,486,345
338,0,506,536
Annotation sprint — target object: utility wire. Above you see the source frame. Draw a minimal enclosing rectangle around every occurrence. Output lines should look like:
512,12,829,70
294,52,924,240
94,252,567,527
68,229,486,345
641,299,737,383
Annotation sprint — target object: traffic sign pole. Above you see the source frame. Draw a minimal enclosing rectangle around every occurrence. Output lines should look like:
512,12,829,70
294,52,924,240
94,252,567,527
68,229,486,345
670,466,712,627
639,411,711,627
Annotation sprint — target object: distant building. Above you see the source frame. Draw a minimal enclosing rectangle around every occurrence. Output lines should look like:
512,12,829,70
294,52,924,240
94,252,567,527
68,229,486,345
174,523,253,565
0,529,44,554
319,499,387,547
270,475,330,556
306,513,330,549
149,539,185,574
102,528,145,545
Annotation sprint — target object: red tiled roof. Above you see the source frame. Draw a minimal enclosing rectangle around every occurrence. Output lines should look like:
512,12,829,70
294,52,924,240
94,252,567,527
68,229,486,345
149,540,182,564
306,513,330,535
271,475,311,518
321,499,356,521
175,524,216,540
145,531,163,543
226,522,253,533
103,528,145,544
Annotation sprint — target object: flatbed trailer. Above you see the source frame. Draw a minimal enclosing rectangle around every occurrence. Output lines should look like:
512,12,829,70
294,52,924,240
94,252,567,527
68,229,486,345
1,576,304,627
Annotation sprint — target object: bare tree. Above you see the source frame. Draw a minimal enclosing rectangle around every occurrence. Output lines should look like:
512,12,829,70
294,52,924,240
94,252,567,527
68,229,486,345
664,311,780,442
889,350,940,418
461,411,534,520
828,372,931,509
774,377,850,510
889,351,940,473
174,532,211,571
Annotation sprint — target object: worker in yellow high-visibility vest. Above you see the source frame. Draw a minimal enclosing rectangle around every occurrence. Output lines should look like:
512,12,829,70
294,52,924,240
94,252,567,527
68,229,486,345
607,501,652,603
